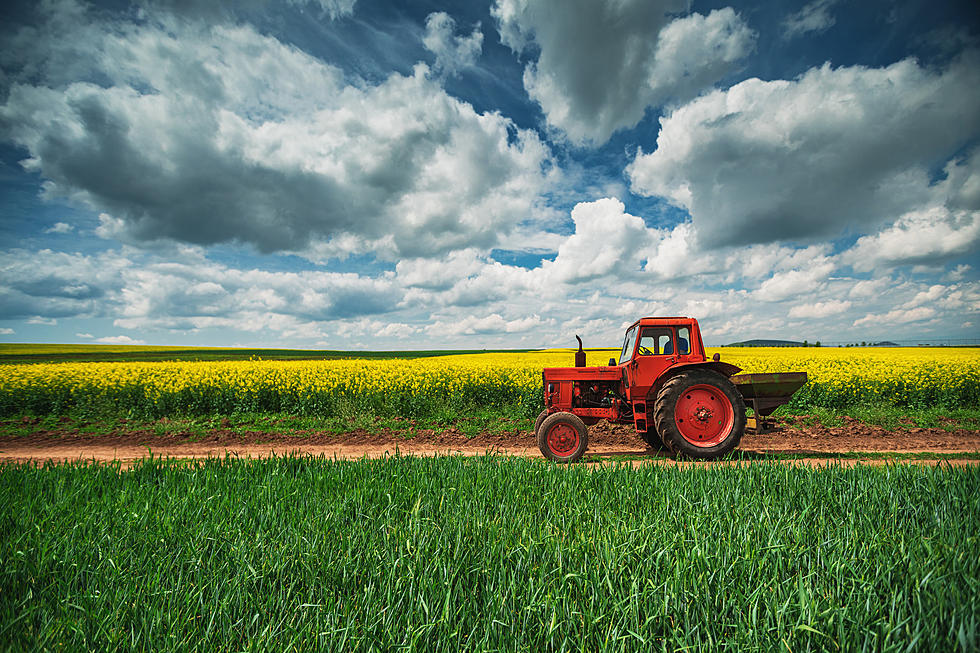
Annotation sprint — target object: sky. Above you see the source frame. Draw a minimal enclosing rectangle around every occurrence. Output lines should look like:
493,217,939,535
0,0,978,349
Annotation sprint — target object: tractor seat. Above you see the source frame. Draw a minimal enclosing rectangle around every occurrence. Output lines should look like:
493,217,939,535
663,338,689,355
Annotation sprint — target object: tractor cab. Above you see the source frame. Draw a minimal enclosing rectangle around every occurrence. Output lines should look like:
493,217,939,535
617,317,712,402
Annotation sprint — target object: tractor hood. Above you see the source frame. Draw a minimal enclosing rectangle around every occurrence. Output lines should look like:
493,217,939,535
542,365,623,381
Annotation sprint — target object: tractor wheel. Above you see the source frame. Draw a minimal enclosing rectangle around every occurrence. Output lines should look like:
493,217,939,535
533,409,550,435
653,369,746,460
537,412,589,463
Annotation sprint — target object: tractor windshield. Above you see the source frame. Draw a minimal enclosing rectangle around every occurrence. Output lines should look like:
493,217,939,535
619,325,638,364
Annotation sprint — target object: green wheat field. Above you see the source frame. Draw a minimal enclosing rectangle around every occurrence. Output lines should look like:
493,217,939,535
1,456,977,651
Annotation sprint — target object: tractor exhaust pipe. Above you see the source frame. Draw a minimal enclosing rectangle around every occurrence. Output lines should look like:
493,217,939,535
575,335,586,367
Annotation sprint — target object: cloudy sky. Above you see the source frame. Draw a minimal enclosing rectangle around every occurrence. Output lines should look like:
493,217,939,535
1,0,978,349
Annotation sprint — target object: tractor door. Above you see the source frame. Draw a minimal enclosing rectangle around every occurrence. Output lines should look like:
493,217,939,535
628,326,679,399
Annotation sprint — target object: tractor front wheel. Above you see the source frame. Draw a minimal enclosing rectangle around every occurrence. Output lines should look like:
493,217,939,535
537,412,588,463
653,370,746,459
533,409,550,436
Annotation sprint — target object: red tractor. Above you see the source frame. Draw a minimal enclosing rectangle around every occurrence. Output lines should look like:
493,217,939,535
536,316,807,462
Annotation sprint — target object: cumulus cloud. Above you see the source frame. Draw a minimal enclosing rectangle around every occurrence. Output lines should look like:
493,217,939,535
43,222,74,234
853,306,936,328
782,0,837,38
788,299,851,318
422,12,483,78
0,328,14,335
492,0,755,145
947,265,972,282
0,247,402,334
542,198,652,282
843,207,980,272
753,260,836,302
0,248,126,320
1,5,552,259
113,263,401,330
2,230,978,347
427,313,546,336
628,53,980,248
96,335,146,345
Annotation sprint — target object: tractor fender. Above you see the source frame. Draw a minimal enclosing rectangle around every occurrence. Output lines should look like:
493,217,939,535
650,361,743,399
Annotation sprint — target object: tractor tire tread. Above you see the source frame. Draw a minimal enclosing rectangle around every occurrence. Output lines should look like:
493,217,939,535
533,409,550,436
653,369,746,460
537,412,589,463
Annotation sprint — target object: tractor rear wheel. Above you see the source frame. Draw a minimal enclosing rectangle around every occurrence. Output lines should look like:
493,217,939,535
537,412,588,463
533,409,550,435
653,369,746,459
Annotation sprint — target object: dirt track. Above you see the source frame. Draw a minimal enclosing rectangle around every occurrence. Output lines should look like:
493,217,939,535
1,416,979,466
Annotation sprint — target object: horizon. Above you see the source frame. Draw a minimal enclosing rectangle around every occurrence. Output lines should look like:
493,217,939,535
1,0,978,350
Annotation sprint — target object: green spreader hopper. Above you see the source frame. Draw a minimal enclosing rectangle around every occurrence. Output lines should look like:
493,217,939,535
731,372,809,433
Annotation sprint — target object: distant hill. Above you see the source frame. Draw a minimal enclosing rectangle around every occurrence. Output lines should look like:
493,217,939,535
724,339,806,347
873,341,899,347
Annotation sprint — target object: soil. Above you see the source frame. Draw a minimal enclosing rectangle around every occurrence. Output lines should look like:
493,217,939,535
1,415,978,467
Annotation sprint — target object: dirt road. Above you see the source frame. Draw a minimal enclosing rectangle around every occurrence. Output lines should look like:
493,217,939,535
1,416,978,466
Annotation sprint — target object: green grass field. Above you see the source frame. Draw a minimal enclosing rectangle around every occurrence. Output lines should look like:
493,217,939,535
1,456,977,652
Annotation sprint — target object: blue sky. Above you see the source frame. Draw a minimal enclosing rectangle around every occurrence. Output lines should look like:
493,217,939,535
0,0,978,348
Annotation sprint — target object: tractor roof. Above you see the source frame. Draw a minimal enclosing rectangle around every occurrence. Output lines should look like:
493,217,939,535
631,316,699,327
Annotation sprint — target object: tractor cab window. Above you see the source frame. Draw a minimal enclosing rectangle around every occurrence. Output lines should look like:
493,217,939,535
676,327,691,355
637,327,673,356
619,326,638,364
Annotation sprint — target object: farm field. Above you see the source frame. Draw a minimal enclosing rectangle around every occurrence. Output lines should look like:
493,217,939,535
1,344,978,466
1,346,978,422
2,347,978,652
1,456,978,651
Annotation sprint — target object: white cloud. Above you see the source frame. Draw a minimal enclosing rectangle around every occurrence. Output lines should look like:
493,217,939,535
113,264,401,331
782,0,837,38
788,299,851,318
0,248,127,320
96,335,146,345
843,207,980,272
43,222,74,234
848,278,891,299
753,260,836,302
75,332,94,338
0,328,14,335
628,53,980,248
422,12,483,78
853,306,936,328
946,264,972,282
287,0,356,20
903,285,946,309
428,313,546,337
2,232,978,347
493,0,755,145
644,222,701,279
1,7,553,259
27,316,58,325
542,198,652,282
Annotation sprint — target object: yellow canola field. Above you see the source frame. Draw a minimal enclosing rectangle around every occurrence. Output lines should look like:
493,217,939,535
0,347,977,416
709,346,980,408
